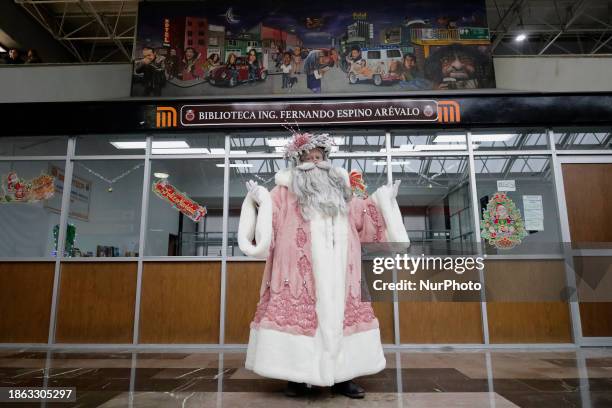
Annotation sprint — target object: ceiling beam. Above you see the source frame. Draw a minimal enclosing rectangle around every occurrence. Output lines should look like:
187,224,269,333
538,0,590,55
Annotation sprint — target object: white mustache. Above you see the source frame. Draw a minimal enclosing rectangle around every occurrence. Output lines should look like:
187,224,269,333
295,161,331,171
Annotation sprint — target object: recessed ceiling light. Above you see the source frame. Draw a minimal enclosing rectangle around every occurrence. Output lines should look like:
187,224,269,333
153,172,169,179
515,33,527,42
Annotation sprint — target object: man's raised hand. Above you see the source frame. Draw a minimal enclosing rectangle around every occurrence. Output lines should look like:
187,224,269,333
246,180,262,205
390,179,401,199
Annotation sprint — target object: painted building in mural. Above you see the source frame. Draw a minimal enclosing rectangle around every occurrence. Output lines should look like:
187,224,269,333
132,0,495,96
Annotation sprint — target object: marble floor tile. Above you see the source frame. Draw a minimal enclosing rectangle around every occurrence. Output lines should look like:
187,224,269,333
0,347,610,407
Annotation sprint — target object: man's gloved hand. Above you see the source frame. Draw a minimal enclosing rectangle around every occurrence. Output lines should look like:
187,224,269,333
246,180,263,205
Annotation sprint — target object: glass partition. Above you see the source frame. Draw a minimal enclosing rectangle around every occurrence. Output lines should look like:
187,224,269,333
0,136,67,156
473,155,562,255
471,129,549,151
554,128,611,150
0,160,64,257
66,159,144,257
390,129,467,152
76,134,146,156
390,156,473,250
146,158,225,257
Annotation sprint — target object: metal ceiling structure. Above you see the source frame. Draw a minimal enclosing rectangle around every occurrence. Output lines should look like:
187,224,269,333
15,0,138,62
12,0,612,62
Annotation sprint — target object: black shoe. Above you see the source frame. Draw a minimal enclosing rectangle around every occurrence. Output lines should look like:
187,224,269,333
331,380,365,398
284,381,308,397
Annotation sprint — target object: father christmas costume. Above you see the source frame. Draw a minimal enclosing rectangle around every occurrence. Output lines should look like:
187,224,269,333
237,133,409,387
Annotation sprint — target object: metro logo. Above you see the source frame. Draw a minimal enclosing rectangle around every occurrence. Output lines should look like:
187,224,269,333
156,107,177,128
437,100,461,123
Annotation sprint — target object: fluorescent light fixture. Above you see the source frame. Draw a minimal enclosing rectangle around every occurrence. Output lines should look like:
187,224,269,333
216,163,254,168
110,141,146,149
153,172,169,179
111,140,190,149
435,134,514,143
229,150,247,155
373,161,411,166
470,134,515,142
433,134,466,143
266,138,290,147
152,148,210,155
152,140,189,149
401,144,467,151
515,33,527,42
209,148,226,154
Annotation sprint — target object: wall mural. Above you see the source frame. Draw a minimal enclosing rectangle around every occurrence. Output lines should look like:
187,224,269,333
131,0,495,97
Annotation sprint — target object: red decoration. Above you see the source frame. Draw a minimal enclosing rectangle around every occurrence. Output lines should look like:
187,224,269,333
153,180,207,222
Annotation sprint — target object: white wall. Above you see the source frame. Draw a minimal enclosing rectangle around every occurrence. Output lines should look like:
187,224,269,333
0,63,132,102
1,56,612,103
494,56,612,92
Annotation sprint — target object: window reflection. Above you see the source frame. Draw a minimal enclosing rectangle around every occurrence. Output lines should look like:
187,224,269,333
472,129,548,150
391,156,473,251
391,130,467,151
554,128,611,150
230,129,386,154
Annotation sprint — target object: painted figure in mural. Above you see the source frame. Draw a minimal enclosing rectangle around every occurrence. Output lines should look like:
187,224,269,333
225,53,239,84
238,132,409,398
247,49,260,85
134,46,166,96
303,49,333,93
165,48,179,80
181,47,204,80
345,46,363,72
424,44,494,89
204,53,221,80
280,52,294,89
291,46,303,75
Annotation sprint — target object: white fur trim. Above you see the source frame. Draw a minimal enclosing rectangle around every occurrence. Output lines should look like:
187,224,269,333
371,185,410,246
274,166,350,188
246,327,386,386
237,187,273,259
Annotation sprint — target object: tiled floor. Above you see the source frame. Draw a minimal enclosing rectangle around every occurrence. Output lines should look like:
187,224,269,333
0,348,611,407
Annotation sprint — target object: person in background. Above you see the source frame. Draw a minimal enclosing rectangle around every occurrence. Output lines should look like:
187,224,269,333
134,45,166,96
5,48,24,64
25,49,42,64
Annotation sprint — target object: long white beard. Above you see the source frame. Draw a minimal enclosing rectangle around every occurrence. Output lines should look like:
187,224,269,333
291,161,352,220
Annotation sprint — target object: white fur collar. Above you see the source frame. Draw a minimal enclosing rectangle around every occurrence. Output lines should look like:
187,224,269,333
275,166,350,188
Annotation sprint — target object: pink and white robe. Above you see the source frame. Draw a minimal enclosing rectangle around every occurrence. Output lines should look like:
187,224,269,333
237,167,409,386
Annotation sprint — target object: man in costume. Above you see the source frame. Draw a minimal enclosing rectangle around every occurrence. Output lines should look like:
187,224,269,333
237,132,409,398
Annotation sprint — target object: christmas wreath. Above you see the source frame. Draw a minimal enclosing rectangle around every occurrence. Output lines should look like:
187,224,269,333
480,192,528,249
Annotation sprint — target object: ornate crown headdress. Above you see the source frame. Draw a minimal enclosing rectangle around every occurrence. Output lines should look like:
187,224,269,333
281,123,335,164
